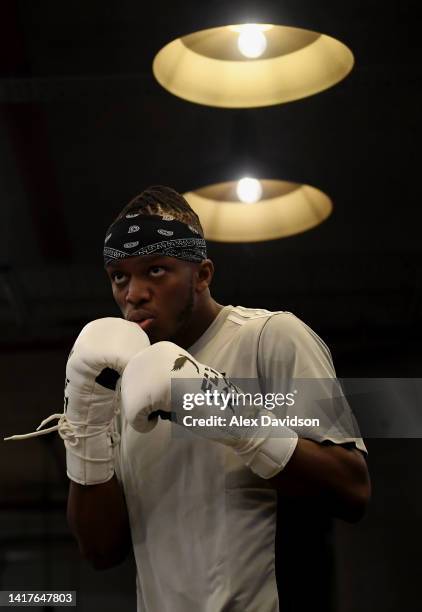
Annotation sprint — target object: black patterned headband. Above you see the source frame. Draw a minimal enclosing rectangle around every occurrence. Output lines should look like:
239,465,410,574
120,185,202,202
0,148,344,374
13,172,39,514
103,213,207,265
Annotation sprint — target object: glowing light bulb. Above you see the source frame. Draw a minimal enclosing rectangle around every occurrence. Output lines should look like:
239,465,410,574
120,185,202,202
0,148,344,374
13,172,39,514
236,178,263,203
237,24,267,58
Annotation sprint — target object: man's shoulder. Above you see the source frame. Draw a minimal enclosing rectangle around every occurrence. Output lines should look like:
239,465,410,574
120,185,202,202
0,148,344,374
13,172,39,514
226,306,331,359
224,306,302,344
227,305,299,333
227,305,285,325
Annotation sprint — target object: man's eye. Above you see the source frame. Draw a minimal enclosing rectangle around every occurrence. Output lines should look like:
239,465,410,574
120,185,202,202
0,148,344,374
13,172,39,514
149,266,165,277
111,272,127,285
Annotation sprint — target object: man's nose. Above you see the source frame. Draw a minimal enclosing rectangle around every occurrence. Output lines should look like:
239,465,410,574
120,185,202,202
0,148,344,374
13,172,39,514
125,277,151,305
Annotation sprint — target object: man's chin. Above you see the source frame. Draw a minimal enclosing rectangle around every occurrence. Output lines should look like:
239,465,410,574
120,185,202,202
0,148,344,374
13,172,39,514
143,320,189,346
148,335,160,345
145,327,169,345
133,320,164,344
144,329,158,344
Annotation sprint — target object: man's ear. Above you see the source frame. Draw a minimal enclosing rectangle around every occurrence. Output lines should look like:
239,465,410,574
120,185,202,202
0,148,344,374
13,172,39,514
195,259,215,293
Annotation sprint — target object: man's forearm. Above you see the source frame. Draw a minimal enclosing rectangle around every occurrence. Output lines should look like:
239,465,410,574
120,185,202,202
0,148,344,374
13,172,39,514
269,439,371,522
67,475,132,570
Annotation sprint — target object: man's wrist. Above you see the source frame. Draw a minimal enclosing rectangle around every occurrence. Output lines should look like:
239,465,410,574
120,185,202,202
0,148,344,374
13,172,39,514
63,423,117,486
233,418,299,479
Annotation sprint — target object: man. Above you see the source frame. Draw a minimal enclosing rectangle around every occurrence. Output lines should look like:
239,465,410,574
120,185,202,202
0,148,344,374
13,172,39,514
7,185,370,611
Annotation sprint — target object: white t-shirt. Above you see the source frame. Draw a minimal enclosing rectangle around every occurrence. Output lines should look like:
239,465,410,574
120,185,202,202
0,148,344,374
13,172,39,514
116,305,366,612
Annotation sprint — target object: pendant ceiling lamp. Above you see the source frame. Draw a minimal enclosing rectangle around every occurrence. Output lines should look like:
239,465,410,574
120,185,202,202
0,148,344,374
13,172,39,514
153,23,354,108
184,179,332,242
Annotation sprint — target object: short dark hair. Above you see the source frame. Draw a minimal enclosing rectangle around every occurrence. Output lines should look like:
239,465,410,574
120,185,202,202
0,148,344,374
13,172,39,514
114,185,204,237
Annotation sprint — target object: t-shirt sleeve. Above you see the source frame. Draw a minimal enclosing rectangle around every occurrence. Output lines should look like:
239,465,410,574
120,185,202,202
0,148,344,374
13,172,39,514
257,313,367,453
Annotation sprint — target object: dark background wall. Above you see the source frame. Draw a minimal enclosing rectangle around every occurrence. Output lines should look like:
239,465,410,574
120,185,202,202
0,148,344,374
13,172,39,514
0,1,421,610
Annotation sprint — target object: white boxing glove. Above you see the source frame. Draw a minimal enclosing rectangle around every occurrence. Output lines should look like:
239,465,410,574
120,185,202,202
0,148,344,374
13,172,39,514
5,318,150,485
121,342,298,480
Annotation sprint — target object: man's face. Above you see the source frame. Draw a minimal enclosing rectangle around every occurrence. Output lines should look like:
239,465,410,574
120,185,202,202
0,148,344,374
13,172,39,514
106,255,197,344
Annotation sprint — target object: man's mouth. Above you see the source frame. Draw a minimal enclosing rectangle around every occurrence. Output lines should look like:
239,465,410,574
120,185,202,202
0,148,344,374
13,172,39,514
136,318,154,331
128,312,156,331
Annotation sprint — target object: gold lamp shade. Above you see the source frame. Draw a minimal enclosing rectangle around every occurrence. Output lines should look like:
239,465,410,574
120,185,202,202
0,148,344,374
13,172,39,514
153,24,354,108
184,179,333,242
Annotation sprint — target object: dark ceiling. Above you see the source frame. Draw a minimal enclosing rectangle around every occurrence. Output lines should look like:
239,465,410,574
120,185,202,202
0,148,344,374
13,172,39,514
0,0,421,368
